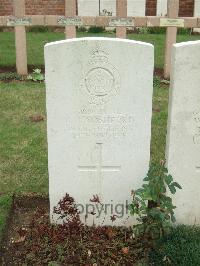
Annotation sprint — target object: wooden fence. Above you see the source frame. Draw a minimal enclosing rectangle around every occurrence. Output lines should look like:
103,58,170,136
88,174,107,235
0,0,200,78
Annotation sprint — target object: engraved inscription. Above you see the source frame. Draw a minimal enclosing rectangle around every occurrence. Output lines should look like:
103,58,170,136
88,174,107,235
109,18,135,27
160,18,184,28
193,110,200,145
192,110,200,172
80,46,120,105
67,114,134,139
58,16,83,26
7,17,31,26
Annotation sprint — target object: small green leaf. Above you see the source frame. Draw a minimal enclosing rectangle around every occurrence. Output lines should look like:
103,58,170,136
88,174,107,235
135,188,143,194
172,182,182,190
171,214,176,223
169,184,176,194
130,163,181,239
34,68,41,74
143,176,150,181
165,174,173,185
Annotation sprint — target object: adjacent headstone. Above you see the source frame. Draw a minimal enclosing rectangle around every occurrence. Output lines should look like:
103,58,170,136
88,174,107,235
45,37,154,226
166,40,200,225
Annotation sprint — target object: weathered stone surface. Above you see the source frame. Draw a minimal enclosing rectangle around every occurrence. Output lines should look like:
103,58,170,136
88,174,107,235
45,37,153,226
166,40,200,225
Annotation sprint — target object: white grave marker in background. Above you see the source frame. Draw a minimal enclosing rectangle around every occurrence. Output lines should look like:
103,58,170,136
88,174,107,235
45,37,153,226
166,40,200,225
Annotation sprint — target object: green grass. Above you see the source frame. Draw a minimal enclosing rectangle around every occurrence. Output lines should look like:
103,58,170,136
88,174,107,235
151,79,169,161
0,31,200,254
0,78,167,196
0,77,169,243
0,73,199,266
0,82,48,194
150,225,200,265
0,31,200,69
0,78,168,238
0,31,199,259
0,194,12,240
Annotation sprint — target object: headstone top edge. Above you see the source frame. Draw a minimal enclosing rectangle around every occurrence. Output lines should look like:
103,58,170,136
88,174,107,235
44,37,154,50
173,40,200,49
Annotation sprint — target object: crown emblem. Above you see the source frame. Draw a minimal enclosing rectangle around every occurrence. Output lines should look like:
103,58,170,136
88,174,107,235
80,45,120,105
89,48,109,64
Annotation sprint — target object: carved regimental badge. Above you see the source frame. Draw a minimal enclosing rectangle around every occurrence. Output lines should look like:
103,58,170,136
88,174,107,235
80,47,120,105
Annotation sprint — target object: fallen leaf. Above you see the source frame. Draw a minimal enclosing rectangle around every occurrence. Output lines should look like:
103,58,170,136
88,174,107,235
105,227,116,240
153,107,161,113
13,235,26,244
11,227,28,244
122,247,129,254
110,215,117,222
18,227,28,238
29,115,44,122
90,194,101,204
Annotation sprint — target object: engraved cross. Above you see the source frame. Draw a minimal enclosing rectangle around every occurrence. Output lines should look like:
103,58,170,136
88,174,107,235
78,143,121,196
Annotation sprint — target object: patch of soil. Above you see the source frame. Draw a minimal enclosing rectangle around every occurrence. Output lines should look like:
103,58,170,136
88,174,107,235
0,65,45,74
0,194,49,265
0,66,17,74
0,194,150,265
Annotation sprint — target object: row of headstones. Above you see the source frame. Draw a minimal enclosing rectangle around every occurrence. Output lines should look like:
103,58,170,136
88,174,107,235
45,37,200,226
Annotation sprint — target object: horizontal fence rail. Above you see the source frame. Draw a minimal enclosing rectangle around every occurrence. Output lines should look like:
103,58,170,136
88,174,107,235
0,15,200,28
0,0,199,78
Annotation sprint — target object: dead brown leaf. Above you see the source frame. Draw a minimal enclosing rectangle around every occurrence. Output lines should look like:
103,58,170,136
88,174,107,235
122,247,129,254
29,115,44,122
105,227,116,240
153,107,161,113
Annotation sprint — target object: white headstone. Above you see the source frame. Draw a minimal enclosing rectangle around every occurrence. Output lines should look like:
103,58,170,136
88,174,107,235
166,40,200,225
45,37,154,226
